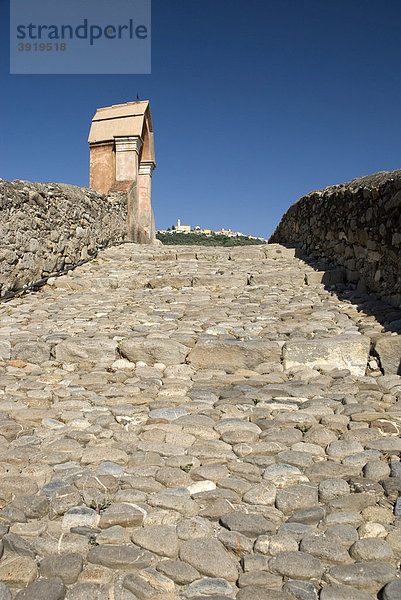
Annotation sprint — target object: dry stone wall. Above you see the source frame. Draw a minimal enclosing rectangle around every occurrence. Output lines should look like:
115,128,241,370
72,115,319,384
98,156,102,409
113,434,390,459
0,179,128,298
270,169,401,306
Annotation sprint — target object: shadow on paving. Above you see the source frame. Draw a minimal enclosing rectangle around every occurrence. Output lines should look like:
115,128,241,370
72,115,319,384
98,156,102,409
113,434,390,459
276,244,401,376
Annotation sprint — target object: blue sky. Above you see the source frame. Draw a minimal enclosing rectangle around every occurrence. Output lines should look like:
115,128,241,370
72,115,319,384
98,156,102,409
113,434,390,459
1,0,401,237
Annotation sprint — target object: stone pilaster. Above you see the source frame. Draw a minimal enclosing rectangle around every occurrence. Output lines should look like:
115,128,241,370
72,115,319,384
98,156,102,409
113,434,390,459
114,136,143,183
137,161,156,243
138,161,155,176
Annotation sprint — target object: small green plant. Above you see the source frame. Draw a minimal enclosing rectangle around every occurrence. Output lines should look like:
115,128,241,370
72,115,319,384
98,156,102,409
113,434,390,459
253,398,261,405
88,536,99,546
89,498,111,513
295,424,311,433
180,463,193,473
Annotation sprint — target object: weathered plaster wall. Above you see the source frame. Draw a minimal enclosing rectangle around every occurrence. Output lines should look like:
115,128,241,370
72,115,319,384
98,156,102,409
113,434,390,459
0,179,127,298
270,170,401,306
89,143,115,194
127,181,156,244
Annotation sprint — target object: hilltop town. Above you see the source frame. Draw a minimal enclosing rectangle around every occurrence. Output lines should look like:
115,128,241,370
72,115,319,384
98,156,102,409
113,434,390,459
158,219,266,241
157,219,266,246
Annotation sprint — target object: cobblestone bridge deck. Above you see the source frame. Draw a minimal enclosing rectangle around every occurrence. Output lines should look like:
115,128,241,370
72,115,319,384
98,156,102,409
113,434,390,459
0,244,400,600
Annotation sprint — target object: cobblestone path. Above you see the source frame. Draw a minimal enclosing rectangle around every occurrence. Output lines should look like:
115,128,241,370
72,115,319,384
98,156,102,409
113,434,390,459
0,244,400,600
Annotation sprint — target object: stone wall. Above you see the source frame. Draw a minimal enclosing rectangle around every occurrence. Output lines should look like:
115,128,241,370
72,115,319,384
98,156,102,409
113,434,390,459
0,179,128,298
269,169,401,306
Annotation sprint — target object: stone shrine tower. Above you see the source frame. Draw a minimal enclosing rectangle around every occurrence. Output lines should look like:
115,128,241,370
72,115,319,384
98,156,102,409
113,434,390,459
88,101,156,244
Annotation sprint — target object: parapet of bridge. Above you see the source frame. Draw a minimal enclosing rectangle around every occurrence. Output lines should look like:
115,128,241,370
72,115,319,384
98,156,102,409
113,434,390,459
88,101,156,244
269,169,401,307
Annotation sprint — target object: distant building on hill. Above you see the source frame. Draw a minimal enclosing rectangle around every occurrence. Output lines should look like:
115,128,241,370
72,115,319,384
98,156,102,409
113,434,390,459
215,228,244,237
173,218,191,233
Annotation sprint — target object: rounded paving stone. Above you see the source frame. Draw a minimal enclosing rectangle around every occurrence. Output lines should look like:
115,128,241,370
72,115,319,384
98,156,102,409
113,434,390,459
319,583,376,599
2,532,34,558
220,512,275,537
282,580,317,600
287,505,325,525
176,516,214,540
131,525,179,557
12,494,49,518
269,551,324,580
349,538,394,562
65,584,110,600
40,481,72,499
148,407,188,422
382,579,401,600
98,502,145,528
327,561,397,593
238,569,283,589
324,524,359,548
62,506,99,530
218,528,254,555
87,545,156,570
156,559,200,585
263,464,308,488
123,570,175,598
185,578,235,598
358,521,387,539
179,538,239,581
14,578,66,600
269,532,299,555
0,556,38,588
278,522,313,542
300,534,351,564
96,462,124,476
243,482,277,506
318,479,350,502
39,553,84,585
275,483,318,515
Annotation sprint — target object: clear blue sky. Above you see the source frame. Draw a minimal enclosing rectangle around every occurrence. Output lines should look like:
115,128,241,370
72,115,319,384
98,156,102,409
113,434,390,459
1,0,401,237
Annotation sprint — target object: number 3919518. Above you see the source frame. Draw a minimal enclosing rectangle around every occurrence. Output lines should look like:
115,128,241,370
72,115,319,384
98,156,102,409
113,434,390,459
18,43,66,51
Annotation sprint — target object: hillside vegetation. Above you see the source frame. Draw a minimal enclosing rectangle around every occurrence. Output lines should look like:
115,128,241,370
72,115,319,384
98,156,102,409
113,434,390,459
156,232,265,246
